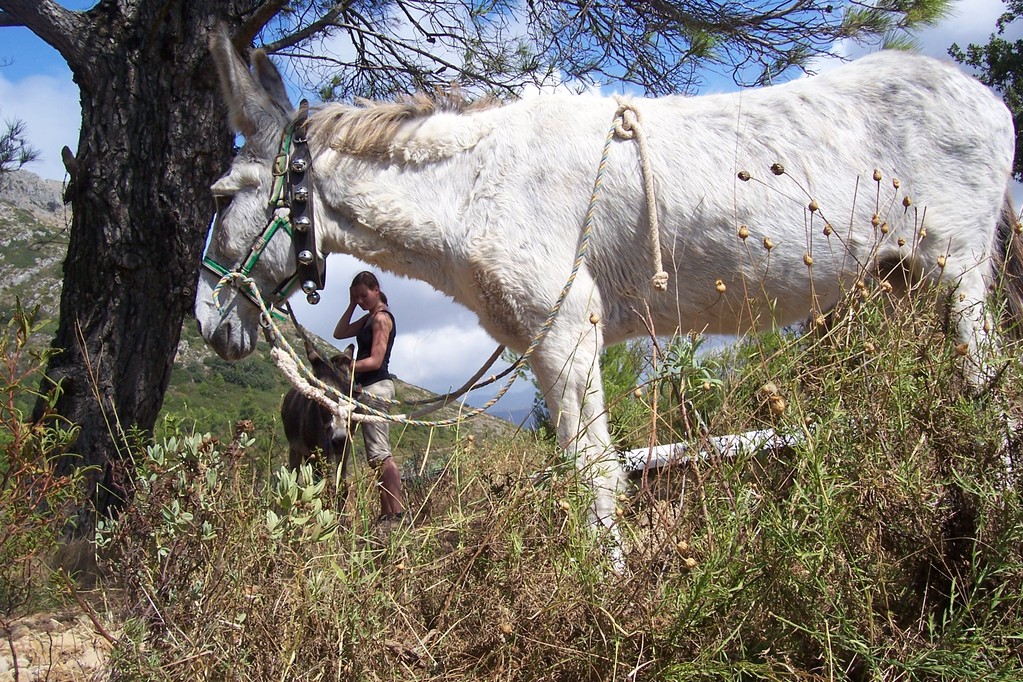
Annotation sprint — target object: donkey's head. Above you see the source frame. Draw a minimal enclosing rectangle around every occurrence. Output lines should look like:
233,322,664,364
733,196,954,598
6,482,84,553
195,26,306,360
304,339,356,395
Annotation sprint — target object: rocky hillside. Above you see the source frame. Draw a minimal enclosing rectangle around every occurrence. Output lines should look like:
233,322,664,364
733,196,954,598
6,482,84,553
0,172,67,321
0,170,518,452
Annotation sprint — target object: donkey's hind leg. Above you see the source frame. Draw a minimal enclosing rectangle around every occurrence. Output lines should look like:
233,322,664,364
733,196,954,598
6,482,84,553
942,258,997,389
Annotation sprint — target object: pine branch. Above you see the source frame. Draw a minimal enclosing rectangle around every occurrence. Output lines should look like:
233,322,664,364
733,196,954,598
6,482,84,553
0,0,90,69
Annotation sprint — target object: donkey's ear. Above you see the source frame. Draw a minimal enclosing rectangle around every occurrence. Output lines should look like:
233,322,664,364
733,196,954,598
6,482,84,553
208,24,292,154
303,338,323,363
330,344,355,369
252,49,293,113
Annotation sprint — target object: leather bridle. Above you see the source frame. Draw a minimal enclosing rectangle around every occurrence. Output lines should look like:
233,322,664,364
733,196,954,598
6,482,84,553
202,100,326,323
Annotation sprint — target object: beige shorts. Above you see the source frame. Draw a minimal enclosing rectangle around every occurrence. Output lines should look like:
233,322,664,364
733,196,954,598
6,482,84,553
357,379,394,466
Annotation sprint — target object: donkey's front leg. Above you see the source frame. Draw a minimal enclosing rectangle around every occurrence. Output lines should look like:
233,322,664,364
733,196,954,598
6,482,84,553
530,313,626,543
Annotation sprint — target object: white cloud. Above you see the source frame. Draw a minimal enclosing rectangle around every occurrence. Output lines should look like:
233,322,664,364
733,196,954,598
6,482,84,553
815,0,1010,66
915,0,1010,57
0,72,79,181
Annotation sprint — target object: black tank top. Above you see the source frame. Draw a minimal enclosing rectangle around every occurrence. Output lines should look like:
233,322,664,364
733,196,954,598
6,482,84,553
355,309,395,386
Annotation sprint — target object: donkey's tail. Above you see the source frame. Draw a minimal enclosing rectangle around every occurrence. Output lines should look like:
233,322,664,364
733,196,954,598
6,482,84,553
996,188,1023,337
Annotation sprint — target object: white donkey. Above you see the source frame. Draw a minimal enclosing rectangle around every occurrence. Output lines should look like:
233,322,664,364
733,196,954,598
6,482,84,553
196,26,1018,543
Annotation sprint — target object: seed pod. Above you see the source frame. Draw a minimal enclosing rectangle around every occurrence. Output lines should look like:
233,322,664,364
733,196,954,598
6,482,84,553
559,499,571,512
919,227,927,239
702,381,712,391
808,199,819,213
893,178,901,189
769,395,786,415
467,434,475,444
1014,220,1023,235
633,388,643,399
615,506,624,518
589,312,600,325
856,279,866,290
763,237,774,251
715,279,727,294
897,237,906,247
770,163,785,175
871,213,880,227
737,170,751,181
676,540,690,553
684,557,698,569
738,224,750,240
881,280,893,292
499,622,514,635
803,253,813,267
902,196,912,208
937,255,947,268
872,168,882,182
823,223,833,237
955,343,969,356
864,341,876,353
880,222,889,234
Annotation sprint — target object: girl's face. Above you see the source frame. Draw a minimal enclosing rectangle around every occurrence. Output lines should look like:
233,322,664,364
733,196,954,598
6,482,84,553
351,283,380,311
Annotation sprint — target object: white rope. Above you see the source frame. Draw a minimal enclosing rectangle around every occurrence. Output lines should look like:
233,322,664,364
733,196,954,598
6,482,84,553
614,97,669,292
271,346,391,425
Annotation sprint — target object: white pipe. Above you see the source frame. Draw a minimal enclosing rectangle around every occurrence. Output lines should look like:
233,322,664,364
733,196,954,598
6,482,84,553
621,428,802,473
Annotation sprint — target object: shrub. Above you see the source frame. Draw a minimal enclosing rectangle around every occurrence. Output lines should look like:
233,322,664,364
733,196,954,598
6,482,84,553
0,302,83,617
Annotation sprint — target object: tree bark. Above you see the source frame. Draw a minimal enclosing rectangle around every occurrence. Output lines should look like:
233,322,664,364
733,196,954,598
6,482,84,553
7,0,257,524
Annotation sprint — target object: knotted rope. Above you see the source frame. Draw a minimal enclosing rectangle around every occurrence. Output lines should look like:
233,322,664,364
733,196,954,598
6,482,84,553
614,97,669,291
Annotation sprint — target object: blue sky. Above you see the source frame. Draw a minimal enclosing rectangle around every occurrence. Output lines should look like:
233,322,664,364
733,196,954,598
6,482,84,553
1,0,1020,422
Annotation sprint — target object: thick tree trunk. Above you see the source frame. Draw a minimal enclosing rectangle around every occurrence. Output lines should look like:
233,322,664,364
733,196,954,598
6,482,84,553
30,2,250,522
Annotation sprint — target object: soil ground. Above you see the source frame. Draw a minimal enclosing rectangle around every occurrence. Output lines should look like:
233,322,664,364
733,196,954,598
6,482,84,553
1,611,111,681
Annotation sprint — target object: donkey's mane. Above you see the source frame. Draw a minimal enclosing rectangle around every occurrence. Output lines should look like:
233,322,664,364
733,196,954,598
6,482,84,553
306,87,499,159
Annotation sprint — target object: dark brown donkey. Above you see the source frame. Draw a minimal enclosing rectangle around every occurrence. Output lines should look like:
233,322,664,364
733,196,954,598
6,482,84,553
281,340,357,476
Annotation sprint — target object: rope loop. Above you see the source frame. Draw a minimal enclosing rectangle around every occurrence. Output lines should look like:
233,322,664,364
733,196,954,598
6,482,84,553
212,272,256,313
613,97,668,293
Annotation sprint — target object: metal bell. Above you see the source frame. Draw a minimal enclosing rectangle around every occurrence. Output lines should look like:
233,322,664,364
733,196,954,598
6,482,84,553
298,250,315,265
291,158,308,173
293,187,309,202
306,291,320,305
294,216,311,232
301,280,318,294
